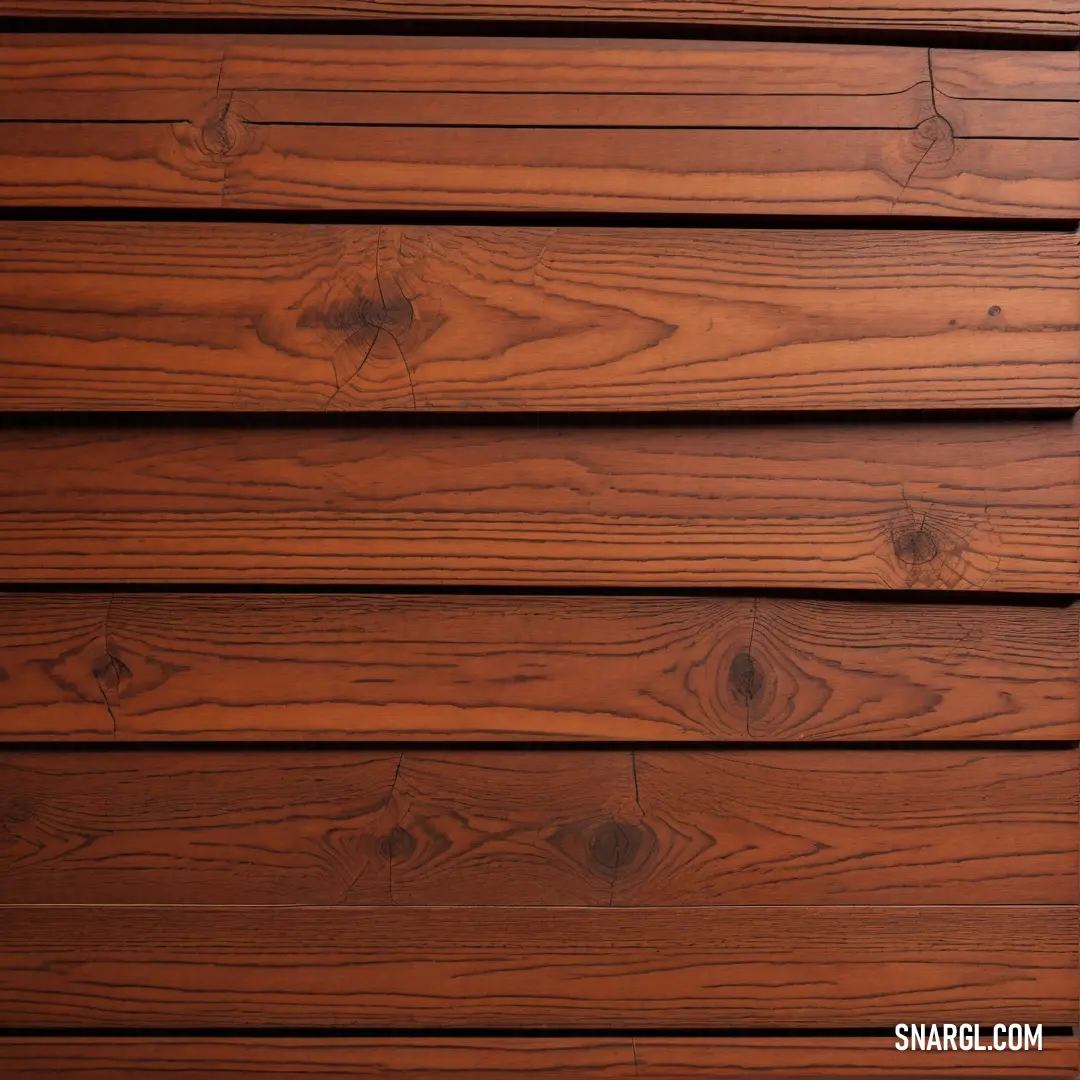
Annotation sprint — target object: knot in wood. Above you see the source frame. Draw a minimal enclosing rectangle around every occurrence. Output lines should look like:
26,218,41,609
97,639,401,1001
378,825,415,862
195,98,254,163
3,795,34,824
93,654,132,693
589,820,640,872
893,527,939,566
363,287,414,339
302,279,414,343
728,650,764,703
911,115,955,165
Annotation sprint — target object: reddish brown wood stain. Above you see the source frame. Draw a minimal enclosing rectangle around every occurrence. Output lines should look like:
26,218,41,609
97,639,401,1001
1,594,1076,740
0,423,1074,588
0,225,1076,410
0,6,1076,1074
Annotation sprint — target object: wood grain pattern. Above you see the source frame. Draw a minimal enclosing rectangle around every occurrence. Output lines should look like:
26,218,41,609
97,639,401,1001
2,594,1076,741
2,225,1077,411
0,750,400,905
0,0,1074,36
1,905,1074,1026
0,37,1074,215
2,1036,1076,1078
4,748,1073,905
0,593,114,739
0,36,936,105
220,127,1078,216
5,37,1070,133
0,423,1074,589
932,51,1079,139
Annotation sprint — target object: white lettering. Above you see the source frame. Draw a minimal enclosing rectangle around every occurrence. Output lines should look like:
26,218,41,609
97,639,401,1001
892,1021,1041,1052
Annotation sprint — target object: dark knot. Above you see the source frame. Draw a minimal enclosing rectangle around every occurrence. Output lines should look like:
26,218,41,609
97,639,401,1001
589,820,641,872
299,281,414,342
3,795,34,824
378,826,415,862
193,98,255,163
893,527,939,566
93,655,132,693
728,650,764,703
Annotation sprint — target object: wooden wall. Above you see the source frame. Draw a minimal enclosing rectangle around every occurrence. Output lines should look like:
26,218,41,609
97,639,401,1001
0,0,1077,1076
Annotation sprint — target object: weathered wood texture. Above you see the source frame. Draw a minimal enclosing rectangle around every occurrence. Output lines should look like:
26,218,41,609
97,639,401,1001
1,1036,1076,1079
1,905,1073,1026
4,748,1074,905
0,423,1074,588
0,0,1075,35
0,37,1074,214
2,225,1077,412
2,594,1076,741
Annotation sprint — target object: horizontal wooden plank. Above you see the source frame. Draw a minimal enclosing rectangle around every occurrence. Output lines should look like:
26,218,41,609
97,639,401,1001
4,748,1073,905
1,905,1074,1026
1,225,1077,412
6,747,1071,907
4,37,1070,131
0,37,1073,214
2,1036,1076,1078
2,132,1068,215
0,0,1075,35
0,423,1074,588
3,594,1076,741
0,36,936,106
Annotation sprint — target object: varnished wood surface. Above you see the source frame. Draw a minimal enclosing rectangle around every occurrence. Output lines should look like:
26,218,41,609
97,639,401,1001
2,594,1076,741
0,423,1074,589
2,1036,1077,1078
1,905,1074,1026
0,37,1074,214
2,225,1077,411
0,0,1074,35
4,748,1073,905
